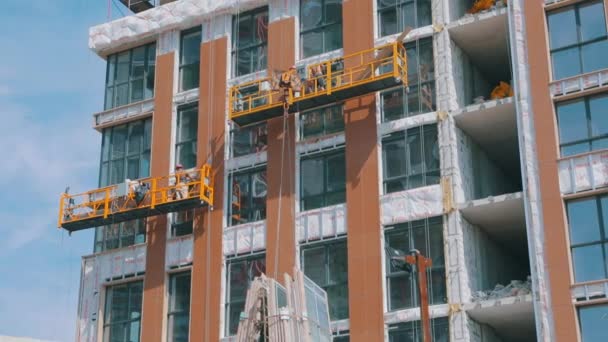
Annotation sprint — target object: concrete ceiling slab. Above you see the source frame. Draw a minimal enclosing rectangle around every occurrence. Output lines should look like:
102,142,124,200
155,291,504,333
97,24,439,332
467,297,536,342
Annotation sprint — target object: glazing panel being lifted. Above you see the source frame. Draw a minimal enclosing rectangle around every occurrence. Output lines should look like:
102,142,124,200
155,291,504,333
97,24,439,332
229,41,408,127
58,165,214,232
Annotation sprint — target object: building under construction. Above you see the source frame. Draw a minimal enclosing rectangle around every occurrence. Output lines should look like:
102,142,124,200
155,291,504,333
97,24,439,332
62,0,608,341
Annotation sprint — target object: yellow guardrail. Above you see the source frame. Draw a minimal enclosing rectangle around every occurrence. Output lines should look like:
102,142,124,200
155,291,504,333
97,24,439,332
58,165,214,229
229,41,408,122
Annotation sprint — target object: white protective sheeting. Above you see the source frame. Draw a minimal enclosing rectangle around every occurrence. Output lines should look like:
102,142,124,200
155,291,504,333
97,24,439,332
378,111,438,136
558,150,608,194
77,244,146,342
89,0,267,55
226,151,268,171
380,185,444,225
549,69,608,98
383,304,449,325
223,220,266,256
166,235,193,268
296,203,346,243
571,279,608,301
93,98,154,130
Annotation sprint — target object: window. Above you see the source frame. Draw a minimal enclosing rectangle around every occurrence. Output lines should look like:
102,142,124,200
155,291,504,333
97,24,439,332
388,317,449,341
171,210,194,237
180,27,201,91
557,94,608,157
579,304,608,342
231,123,268,157
176,104,198,169
377,0,432,37
547,1,608,80
228,168,267,226
225,254,266,336
301,239,349,320
300,105,344,139
95,118,152,252
103,281,143,342
333,332,349,342
381,38,435,122
385,217,446,311
232,7,268,77
105,43,156,110
382,124,440,193
167,272,191,342
300,0,343,58
566,195,608,283
300,150,346,211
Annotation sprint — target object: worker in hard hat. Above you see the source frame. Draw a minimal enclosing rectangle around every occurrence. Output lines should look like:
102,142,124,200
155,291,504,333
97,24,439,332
170,163,190,200
278,65,301,104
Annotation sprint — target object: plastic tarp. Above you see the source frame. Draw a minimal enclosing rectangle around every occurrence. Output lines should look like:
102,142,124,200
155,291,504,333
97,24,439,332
165,235,193,268
89,0,266,54
296,203,346,243
558,150,608,194
77,244,146,342
549,69,608,98
94,98,154,128
380,185,443,226
223,220,266,256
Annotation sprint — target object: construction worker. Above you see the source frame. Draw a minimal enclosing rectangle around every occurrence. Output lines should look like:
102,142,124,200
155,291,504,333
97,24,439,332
278,65,301,105
171,163,190,200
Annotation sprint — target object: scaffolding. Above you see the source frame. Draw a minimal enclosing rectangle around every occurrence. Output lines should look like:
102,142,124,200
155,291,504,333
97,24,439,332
58,165,214,232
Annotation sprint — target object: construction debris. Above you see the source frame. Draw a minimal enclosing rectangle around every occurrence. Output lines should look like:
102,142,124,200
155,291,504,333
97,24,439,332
472,276,532,301
468,0,508,15
490,81,514,100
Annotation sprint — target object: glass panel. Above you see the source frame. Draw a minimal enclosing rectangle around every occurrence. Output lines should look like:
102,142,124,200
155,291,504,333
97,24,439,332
100,162,109,187
178,107,198,143
328,242,347,284
567,198,601,245
128,121,143,156
102,129,112,162
590,95,608,137
170,314,189,342
303,247,326,286
140,152,150,179
172,273,191,312
236,15,253,48
107,55,116,85
325,0,342,24
105,87,114,110
379,9,398,37
110,285,129,322
582,40,608,75
302,31,324,58
130,79,144,103
181,30,201,66
562,142,590,156
572,244,605,282
326,154,345,192
384,139,406,179
111,125,128,160
236,48,252,77
116,51,130,83
417,0,432,27
254,11,269,44
579,2,607,42
557,100,588,144
176,143,197,170
423,126,439,171
406,131,423,175
128,282,143,320
301,0,323,30
131,46,146,78
324,24,343,52
326,284,349,320
547,8,578,49
110,160,125,185
302,110,324,138
592,138,608,151
145,44,156,99
127,158,139,181
301,158,325,197
180,64,200,91
389,274,415,310
325,107,344,134
115,83,129,107
579,304,608,342
399,3,416,31
144,119,152,151
552,47,581,80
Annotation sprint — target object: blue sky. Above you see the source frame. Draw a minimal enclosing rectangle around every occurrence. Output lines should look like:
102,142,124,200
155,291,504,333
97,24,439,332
0,1,129,340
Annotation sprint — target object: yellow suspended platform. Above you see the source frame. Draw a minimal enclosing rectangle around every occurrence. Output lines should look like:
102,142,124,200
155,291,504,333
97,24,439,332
58,165,214,233
229,41,408,127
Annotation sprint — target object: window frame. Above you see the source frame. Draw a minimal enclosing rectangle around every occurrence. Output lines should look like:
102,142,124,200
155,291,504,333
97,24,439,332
380,38,436,122
556,94,608,157
300,237,349,321
227,166,268,226
103,281,144,342
300,149,346,211
300,104,345,139
231,6,269,77
377,0,432,38
179,26,202,92
577,303,608,341
387,316,449,341
224,253,266,336
384,217,446,312
547,1,608,80
230,122,268,158
300,0,343,58
175,103,198,170
381,124,440,194
566,195,608,283
104,42,156,110
167,271,191,342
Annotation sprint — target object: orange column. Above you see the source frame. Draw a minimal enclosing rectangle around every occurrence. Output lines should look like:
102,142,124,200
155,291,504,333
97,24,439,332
525,1,578,341
342,0,385,341
140,52,174,342
190,37,227,342
265,17,297,282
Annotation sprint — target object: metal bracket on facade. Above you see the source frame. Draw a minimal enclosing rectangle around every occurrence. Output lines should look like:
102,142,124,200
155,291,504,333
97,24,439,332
436,110,448,122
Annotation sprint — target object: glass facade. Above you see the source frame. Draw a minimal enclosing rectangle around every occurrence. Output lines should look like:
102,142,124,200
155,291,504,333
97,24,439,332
228,168,267,226
301,239,349,321
388,317,449,342
232,7,268,77
167,272,191,342
300,105,344,139
578,304,608,342
175,104,198,169
104,43,156,110
300,150,346,211
547,1,608,80
103,281,143,342
300,0,343,58
377,0,432,37
179,27,201,91
231,123,268,157
557,94,608,157
225,254,266,336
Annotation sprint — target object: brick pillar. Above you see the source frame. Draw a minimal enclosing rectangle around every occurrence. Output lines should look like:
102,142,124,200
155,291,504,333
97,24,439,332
265,17,297,283
140,52,173,342
342,0,385,340
190,37,227,342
